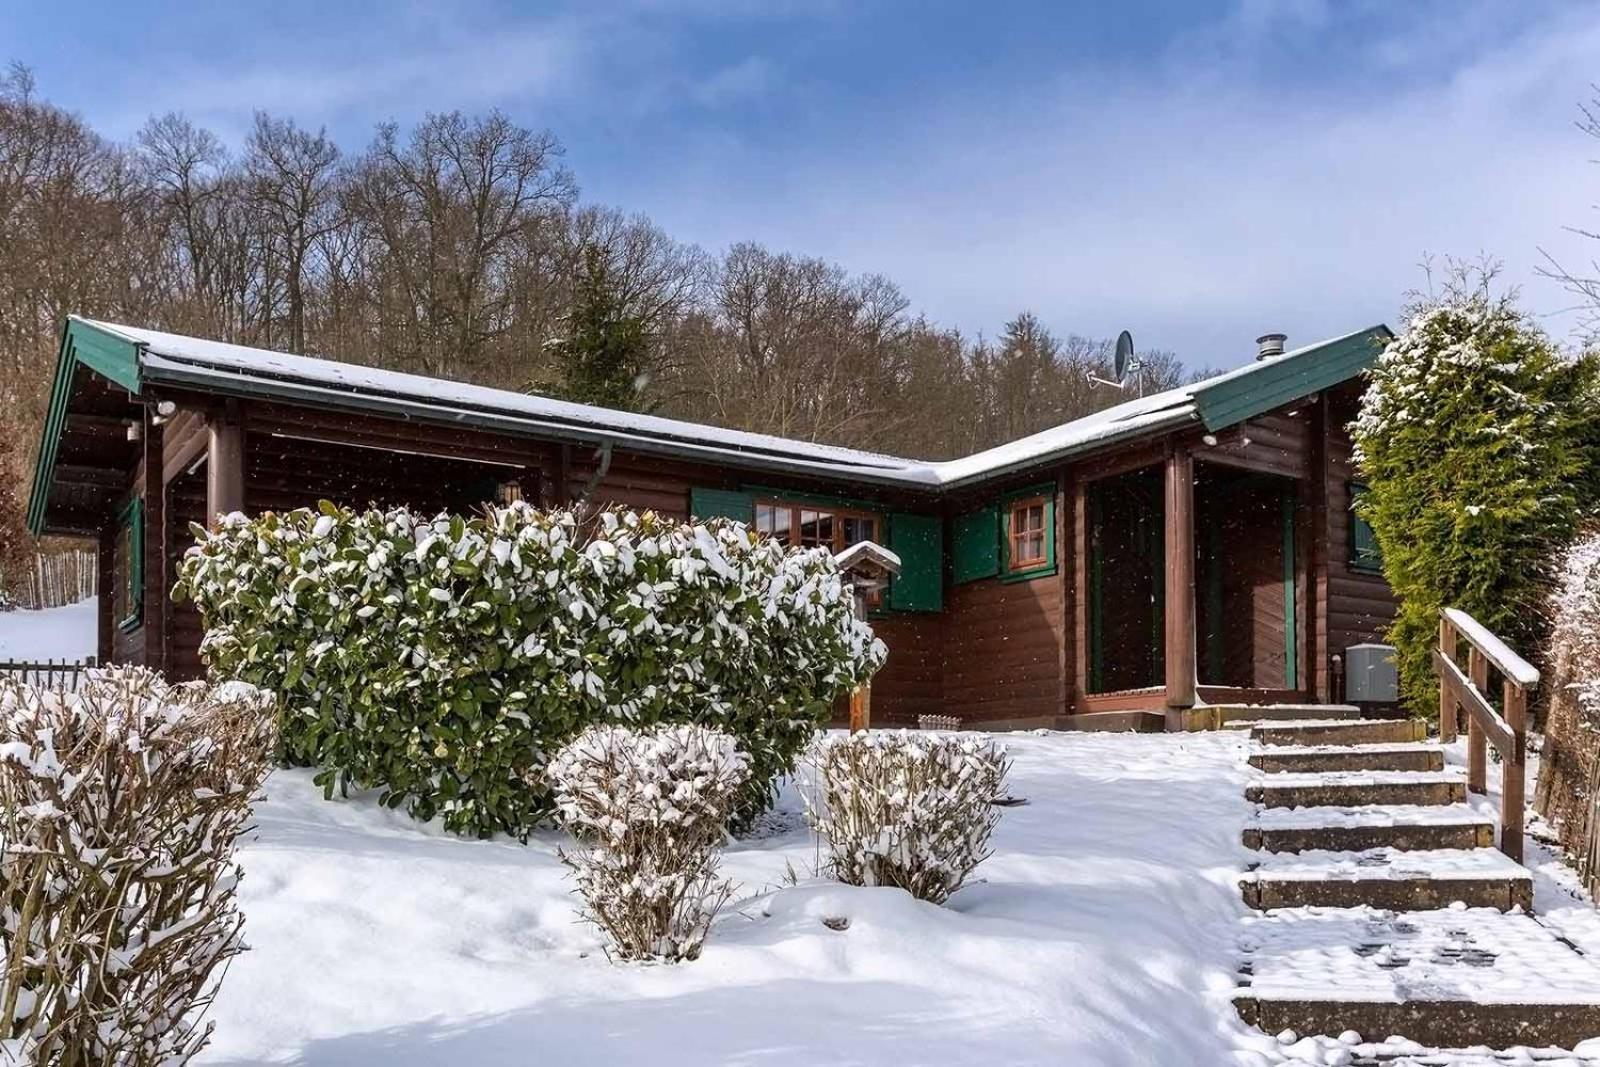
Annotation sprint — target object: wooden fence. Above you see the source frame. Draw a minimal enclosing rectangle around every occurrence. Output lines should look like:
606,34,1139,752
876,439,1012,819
14,548,97,610
1433,607,1539,863
0,657,99,690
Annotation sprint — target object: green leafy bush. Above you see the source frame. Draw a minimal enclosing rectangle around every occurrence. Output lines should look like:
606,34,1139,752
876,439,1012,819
1352,292,1600,715
174,503,885,837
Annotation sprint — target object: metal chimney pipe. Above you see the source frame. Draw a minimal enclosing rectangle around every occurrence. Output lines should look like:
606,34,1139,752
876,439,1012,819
1255,332,1287,360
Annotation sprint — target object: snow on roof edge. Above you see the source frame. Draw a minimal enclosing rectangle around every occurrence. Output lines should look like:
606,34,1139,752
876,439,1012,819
80,316,1373,491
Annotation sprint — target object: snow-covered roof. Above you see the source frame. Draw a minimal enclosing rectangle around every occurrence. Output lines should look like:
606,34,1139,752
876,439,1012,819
71,317,1391,492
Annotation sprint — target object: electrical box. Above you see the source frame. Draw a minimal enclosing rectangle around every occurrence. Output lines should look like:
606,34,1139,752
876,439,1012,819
1345,643,1398,703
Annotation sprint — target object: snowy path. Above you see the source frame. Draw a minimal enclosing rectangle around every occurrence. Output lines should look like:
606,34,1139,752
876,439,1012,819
0,598,97,661
201,730,1287,1067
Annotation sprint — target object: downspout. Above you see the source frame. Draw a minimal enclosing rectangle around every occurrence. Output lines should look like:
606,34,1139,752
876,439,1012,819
575,440,614,506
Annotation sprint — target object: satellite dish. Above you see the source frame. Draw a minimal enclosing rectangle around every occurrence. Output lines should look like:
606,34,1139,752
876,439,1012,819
1114,330,1135,384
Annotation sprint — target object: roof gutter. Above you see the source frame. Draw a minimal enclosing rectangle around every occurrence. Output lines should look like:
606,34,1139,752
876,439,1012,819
139,357,947,494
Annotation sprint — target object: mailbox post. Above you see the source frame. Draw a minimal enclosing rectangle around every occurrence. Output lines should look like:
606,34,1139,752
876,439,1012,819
832,540,901,732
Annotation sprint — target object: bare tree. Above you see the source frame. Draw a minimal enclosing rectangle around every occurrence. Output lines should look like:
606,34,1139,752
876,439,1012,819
244,112,340,351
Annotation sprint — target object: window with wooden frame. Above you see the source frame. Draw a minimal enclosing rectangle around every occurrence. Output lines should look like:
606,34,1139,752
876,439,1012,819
755,498,885,602
1006,495,1048,571
1348,482,1383,575
114,497,144,632
1001,487,1056,581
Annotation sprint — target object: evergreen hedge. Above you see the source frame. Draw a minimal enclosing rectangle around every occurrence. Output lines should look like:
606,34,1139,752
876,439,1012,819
1352,294,1600,715
174,503,886,837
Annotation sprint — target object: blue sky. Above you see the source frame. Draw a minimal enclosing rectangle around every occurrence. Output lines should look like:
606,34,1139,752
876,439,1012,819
4,0,1599,370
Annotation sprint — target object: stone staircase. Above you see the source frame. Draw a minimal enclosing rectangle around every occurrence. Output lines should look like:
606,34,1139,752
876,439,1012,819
1232,710,1600,1053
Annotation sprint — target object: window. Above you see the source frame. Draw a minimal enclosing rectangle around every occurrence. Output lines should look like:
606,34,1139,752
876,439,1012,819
114,498,144,632
1007,496,1049,572
756,500,881,552
756,499,884,604
1349,483,1383,574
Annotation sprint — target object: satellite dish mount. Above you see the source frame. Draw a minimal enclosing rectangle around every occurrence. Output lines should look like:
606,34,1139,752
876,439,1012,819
1087,329,1147,397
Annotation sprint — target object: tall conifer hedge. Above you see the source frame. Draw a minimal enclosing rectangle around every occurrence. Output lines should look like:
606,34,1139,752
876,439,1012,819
1352,292,1600,716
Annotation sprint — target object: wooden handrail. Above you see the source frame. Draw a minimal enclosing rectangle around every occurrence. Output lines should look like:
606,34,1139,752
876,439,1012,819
1435,609,1533,863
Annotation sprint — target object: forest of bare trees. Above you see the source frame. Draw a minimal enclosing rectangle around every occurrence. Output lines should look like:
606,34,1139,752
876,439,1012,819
0,60,1188,564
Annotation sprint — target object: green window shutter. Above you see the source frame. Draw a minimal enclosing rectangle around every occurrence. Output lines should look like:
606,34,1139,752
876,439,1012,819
689,488,755,524
952,505,999,583
117,497,144,632
888,512,943,612
1348,483,1382,574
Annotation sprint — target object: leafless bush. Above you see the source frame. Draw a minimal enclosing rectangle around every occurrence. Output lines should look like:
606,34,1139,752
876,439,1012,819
546,725,748,962
805,731,1010,905
0,667,275,1065
1535,532,1600,895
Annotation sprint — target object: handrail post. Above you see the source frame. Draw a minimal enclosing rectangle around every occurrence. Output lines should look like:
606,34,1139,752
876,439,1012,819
1438,616,1457,742
1466,646,1488,796
1502,679,1527,864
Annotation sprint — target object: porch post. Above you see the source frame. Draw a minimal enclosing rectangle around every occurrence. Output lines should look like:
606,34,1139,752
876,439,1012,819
1163,446,1197,718
206,408,245,524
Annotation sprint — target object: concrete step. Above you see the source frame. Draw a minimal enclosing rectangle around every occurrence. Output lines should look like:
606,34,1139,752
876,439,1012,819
1251,718,1426,748
1244,804,1494,853
1240,847,1533,911
1236,907,1600,1049
1249,743,1445,774
1212,703,1363,730
1246,771,1466,809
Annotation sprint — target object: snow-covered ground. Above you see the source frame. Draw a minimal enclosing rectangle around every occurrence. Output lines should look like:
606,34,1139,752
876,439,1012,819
202,730,1292,1067
0,597,97,661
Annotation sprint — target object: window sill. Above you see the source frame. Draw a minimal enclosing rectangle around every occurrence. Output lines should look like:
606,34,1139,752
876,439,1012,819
1349,563,1384,577
1001,564,1057,584
117,614,142,633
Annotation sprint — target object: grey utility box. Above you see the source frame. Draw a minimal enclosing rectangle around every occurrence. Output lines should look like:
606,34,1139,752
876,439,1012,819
1345,643,1399,703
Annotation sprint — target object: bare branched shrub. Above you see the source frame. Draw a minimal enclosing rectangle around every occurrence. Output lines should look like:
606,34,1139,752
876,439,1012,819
1534,532,1600,894
805,732,1010,905
546,725,748,962
0,667,275,1065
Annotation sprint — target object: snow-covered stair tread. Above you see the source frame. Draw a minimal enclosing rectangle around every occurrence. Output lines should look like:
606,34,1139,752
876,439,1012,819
1249,742,1446,774
1238,907,1600,1005
1245,804,1494,853
1235,908,1600,1048
1248,848,1525,882
1253,805,1491,830
1251,771,1465,787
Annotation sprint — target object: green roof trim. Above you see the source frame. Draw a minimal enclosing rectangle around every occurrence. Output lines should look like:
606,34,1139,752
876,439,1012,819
1191,325,1392,432
26,319,144,535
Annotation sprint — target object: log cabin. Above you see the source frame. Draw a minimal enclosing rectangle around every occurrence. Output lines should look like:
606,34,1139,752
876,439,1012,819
26,316,1397,730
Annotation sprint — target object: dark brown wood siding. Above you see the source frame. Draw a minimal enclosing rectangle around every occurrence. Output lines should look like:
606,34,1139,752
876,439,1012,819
1324,388,1397,668
941,572,1064,726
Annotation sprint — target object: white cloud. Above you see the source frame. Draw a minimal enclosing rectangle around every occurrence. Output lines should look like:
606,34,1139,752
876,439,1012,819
603,2,1600,368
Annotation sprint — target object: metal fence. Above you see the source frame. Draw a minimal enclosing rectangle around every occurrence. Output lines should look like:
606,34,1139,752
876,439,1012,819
0,657,99,690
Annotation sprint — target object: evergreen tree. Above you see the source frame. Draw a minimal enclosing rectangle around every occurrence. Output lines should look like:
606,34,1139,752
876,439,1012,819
1352,288,1599,715
537,244,654,412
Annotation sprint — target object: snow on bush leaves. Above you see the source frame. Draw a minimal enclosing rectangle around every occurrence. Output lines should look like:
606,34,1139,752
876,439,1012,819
0,666,275,1065
175,502,885,837
547,724,747,962
804,731,1010,905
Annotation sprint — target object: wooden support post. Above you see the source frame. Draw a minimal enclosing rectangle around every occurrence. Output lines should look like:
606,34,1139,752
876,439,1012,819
1466,646,1488,795
142,410,166,675
206,410,245,525
96,526,115,665
1438,616,1457,743
1163,447,1197,715
1502,679,1527,864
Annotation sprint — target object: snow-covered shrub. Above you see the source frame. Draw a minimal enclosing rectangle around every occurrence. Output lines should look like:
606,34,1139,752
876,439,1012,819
0,666,275,1065
547,724,748,962
175,502,884,837
1352,291,1600,714
804,731,1010,905
1534,531,1600,894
